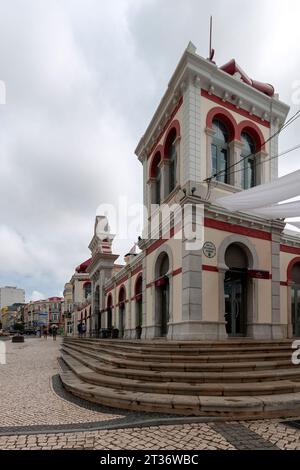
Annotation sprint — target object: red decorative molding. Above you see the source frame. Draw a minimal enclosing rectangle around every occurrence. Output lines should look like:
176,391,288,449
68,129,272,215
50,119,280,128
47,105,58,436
201,90,270,128
131,265,143,277
163,120,181,159
280,281,288,287
237,120,266,151
172,267,182,277
203,265,219,273
248,270,272,280
281,245,300,256
148,97,183,159
286,256,300,281
206,106,238,141
204,217,272,241
149,147,163,178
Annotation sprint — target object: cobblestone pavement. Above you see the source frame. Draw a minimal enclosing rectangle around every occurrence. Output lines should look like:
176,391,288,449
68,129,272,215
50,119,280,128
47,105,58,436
1,338,300,450
0,338,123,427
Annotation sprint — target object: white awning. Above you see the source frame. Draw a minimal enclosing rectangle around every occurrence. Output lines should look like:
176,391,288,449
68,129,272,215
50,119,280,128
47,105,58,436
216,169,300,211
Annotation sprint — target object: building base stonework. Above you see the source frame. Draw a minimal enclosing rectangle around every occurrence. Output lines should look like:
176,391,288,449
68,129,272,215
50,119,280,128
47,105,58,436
167,321,228,341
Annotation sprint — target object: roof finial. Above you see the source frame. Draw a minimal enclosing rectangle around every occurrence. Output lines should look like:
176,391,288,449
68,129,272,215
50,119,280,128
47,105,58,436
208,16,215,63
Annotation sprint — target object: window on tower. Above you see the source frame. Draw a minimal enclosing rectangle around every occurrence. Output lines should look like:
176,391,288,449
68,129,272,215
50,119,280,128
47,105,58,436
241,132,256,189
211,119,230,184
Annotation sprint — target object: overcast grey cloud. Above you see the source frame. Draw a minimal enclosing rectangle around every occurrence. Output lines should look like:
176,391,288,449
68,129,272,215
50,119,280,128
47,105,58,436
0,0,299,301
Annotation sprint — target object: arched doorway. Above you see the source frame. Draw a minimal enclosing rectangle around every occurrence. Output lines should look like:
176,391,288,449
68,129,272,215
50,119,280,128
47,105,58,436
155,253,170,337
224,243,249,336
94,285,100,335
135,276,143,331
107,294,113,331
118,287,126,338
291,263,300,337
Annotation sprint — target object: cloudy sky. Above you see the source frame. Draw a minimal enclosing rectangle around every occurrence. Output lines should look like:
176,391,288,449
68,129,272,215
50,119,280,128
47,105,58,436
0,0,299,301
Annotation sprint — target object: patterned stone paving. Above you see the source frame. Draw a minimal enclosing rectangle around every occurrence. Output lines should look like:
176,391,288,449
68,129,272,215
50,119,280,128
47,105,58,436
0,338,123,427
1,337,300,450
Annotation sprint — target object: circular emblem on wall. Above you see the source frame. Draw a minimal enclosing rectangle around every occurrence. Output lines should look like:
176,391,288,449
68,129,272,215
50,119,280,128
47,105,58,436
203,241,216,259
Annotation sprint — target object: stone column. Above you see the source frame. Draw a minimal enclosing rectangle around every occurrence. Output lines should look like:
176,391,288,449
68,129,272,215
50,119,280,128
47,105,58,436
181,75,202,186
159,159,170,202
257,150,269,185
218,267,228,340
287,281,293,339
270,117,280,181
205,127,215,180
228,140,244,187
174,135,181,186
271,222,285,339
181,204,203,322
141,255,148,339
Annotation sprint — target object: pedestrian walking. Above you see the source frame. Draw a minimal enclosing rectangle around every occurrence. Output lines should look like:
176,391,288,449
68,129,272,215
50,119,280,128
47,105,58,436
52,326,57,341
43,327,48,340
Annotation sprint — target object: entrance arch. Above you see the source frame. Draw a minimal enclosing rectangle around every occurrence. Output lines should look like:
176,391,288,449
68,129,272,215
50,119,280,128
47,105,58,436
290,262,300,337
224,243,249,336
107,294,113,331
94,285,100,335
135,276,143,327
118,286,126,338
155,252,170,337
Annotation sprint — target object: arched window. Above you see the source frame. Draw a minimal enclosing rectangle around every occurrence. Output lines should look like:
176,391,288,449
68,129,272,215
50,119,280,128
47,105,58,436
83,282,91,299
241,132,256,189
155,253,170,337
165,129,177,194
150,152,161,205
155,165,161,205
211,119,230,184
135,276,143,332
107,294,113,330
118,287,126,338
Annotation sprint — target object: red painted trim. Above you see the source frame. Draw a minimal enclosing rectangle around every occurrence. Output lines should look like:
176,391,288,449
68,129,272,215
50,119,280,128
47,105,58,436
149,148,163,178
201,90,270,128
163,119,181,160
248,270,272,280
280,281,288,286
204,217,271,241
237,120,266,152
206,106,238,141
148,97,183,159
117,275,129,286
131,265,143,276
286,256,300,282
134,274,143,297
172,267,182,277
203,265,219,273
281,245,300,256
107,293,113,309
118,285,126,303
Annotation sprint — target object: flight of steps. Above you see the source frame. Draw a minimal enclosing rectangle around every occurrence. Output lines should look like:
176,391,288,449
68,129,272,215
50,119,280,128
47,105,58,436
60,337,300,420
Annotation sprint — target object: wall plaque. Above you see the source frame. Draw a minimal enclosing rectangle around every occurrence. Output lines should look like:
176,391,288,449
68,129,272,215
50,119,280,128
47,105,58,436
203,241,216,259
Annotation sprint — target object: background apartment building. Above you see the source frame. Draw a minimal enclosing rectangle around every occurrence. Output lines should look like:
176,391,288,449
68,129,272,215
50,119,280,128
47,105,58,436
0,286,25,308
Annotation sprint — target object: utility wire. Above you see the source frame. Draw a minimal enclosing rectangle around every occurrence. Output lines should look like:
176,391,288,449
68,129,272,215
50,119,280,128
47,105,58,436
223,142,300,180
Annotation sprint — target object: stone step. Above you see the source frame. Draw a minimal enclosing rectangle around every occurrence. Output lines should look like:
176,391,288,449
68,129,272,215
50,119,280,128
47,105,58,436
62,346,300,385
59,358,300,419
65,337,292,348
65,338,293,356
62,342,293,371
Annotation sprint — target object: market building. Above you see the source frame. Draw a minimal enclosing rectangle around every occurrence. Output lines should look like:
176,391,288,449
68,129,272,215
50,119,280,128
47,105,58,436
83,43,300,341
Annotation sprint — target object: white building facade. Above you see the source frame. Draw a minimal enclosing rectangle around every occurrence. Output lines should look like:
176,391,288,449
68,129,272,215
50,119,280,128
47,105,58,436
0,286,25,309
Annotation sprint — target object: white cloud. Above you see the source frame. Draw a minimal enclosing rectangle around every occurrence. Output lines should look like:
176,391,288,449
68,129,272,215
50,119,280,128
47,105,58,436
30,291,46,302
